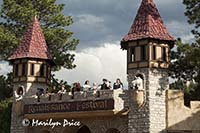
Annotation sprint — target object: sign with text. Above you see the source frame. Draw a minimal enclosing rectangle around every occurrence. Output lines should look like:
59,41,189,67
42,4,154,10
24,99,114,114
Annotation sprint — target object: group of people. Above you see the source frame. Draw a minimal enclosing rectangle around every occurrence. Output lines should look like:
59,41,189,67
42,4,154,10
70,78,124,93
34,78,124,101
56,78,123,97
14,78,124,102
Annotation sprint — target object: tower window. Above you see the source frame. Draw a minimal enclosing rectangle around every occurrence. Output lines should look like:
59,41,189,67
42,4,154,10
162,47,167,62
141,45,146,61
30,64,34,76
15,64,18,77
46,66,49,78
22,63,26,76
46,65,51,78
40,64,45,77
130,47,135,62
152,46,156,60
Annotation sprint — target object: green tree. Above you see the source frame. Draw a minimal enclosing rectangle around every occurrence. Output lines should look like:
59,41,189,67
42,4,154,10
0,73,13,101
0,0,79,70
48,74,71,93
183,0,200,37
0,98,12,133
169,0,200,105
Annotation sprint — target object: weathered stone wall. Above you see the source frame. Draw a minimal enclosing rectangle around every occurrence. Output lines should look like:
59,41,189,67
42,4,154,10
167,90,200,132
10,101,25,133
127,68,150,133
11,82,48,133
127,68,168,133
148,69,168,132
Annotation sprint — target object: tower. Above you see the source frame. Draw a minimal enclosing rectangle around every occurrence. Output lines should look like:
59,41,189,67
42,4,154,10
8,16,54,133
121,0,175,132
8,16,54,96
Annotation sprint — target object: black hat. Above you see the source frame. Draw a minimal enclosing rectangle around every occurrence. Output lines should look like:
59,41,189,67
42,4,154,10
103,78,108,81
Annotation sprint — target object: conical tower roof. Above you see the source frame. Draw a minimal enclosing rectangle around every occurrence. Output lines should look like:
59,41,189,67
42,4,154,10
121,0,175,48
8,16,52,61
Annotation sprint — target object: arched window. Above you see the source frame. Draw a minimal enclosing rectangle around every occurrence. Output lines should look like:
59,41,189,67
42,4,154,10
136,73,144,80
15,64,19,77
130,47,135,62
106,128,120,133
152,45,156,60
78,125,91,133
40,130,50,133
141,45,146,61
22,63,26,76
40,64,45,77
30,64,35,76
132,73,145,91
162,47,167,62
16,86,24,96
62,127,78,133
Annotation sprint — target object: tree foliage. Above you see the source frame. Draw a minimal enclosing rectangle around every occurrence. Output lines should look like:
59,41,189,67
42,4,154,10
0,73,13,101
0,0,79,70
183,0,200,36
0,98,12,133
169,0,200,104
48,74,71,93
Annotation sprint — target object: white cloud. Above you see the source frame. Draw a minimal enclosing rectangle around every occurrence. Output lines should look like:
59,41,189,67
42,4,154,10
0,61,12,75
76,14,104,25
0,43,128,88
54,43,127,87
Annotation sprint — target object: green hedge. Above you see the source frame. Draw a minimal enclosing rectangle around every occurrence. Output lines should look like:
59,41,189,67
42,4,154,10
0,98,12,133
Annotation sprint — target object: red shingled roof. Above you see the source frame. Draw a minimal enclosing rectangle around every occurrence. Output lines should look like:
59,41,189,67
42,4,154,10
121,0,175,48
8,16,52,60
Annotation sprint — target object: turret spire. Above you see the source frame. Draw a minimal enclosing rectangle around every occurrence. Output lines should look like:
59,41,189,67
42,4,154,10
121,0,175,49
8,16,52,60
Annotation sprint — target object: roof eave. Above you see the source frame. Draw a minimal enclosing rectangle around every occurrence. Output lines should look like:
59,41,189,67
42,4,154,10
121,37,176,50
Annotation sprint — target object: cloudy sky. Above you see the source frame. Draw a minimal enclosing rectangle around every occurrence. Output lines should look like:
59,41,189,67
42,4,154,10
0,0,194,87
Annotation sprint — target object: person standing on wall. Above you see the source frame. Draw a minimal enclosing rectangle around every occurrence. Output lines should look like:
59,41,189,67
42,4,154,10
113,78,123,90
101,79,111,90
83,80,91,91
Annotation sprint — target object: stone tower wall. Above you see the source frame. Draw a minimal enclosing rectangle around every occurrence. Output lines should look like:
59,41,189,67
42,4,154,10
127,68,150,133
11,82,48,133
10,104,25,133
148,69,168,132
127,68,168,133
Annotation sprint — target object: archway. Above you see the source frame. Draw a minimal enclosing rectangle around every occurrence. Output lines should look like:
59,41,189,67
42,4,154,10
62,127,78,133
77,125,91,133
40,130,50,133
136,73,144,80
106,128,120,133
16,86,24,95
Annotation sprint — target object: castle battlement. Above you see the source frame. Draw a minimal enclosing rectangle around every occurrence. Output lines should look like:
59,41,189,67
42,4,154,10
19,89,127,116
23,90,113,104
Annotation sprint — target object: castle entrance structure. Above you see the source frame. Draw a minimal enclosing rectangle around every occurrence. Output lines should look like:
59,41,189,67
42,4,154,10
8,16,128,133
9,0,177,133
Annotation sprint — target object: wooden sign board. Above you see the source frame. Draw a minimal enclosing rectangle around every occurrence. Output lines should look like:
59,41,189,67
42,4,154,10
24,99,114,114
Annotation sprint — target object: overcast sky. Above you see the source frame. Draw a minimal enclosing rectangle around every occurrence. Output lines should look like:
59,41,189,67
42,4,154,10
0,0,194,87
58,0,193,49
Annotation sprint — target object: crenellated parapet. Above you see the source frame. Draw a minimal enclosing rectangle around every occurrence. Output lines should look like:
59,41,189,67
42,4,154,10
13,89,128,119
23,90,115,104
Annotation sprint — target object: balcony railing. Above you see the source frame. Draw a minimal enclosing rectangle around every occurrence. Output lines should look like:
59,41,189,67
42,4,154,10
24,90,122,102
22,89,126,113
